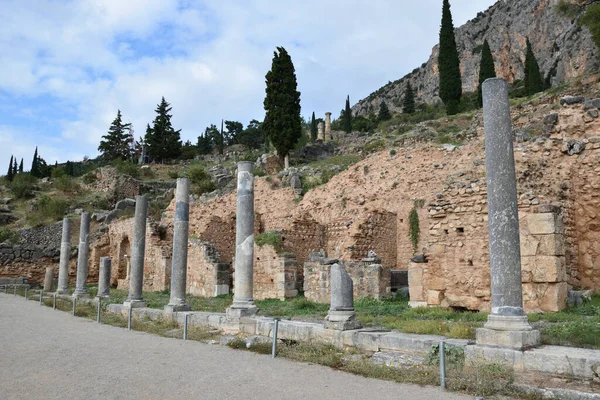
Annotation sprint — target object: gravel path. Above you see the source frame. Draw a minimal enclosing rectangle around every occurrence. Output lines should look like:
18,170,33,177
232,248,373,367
0,293,472,400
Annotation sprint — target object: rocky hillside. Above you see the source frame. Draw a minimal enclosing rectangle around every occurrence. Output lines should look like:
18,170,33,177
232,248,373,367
353,0,600,117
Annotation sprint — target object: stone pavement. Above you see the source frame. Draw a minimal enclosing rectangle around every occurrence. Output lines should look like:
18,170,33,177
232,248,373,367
0,294,472,400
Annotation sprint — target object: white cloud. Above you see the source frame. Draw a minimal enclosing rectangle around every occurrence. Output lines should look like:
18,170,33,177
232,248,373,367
0,0,496,169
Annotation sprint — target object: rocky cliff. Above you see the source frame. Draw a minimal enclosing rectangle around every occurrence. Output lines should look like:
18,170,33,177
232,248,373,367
353,0,600,117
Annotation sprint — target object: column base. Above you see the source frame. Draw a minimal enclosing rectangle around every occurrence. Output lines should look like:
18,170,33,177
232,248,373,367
164,303,191,312
226,302,259,318
476,314,540,350
72,291,91,298
56,288,69,295
123,299,147,308
324,310,362,331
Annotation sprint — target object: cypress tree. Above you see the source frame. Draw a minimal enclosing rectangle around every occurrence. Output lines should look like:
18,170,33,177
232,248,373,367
310,112,317,141
438,0,462,115
263,47,302,162
524,38,543,96
378,100,391,122
145,97,182,163
98,110,133,161
343,96,352,133
31,147,39,177
477,40,497,107
6,155,14,182
12,158,17,177
18,158,23,174
403,82,416,114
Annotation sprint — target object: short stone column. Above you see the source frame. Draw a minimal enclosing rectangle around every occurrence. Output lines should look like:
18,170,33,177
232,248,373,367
324,263,362,330
226,162,258,317
97,257,111,298
124,195,148,308
317,121,325,141
284,155,290,170
476,78,540,349
325,112,332,140
43,267,54,292
56,218,71,294
73,212,91,298
166,178,191,312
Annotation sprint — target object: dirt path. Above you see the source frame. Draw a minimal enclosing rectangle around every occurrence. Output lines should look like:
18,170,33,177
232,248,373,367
0,293,472,400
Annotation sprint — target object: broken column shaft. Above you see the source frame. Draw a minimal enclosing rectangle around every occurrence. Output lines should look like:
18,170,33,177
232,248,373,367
73,212,91,298
124,195,148,308
56,218,71,294
43,267,54,292
324,263,362,330
97,257,111,298
166,178,191,312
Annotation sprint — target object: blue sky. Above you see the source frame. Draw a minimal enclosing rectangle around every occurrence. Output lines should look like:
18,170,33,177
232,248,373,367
1,0,496,171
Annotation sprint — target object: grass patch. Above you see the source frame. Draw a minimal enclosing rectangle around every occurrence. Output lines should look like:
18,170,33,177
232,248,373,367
255,231,283,253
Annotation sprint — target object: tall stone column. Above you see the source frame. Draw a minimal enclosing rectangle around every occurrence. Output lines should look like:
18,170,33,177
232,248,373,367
97,257,111,298
166,178,191,312
317,122,325,141
73,212,91,298
56,218,71,294
476,78,540,349
227,162,258,317
124,195,148,308
324,263,362,330
324,112,332,140
43,267,54,292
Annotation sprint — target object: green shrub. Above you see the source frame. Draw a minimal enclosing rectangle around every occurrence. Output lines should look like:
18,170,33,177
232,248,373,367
408,207,419,253
389,149,397,156
255,231,283,252
0,227,18,244
54,175,80,193
140,167,155,179
10,173,37,199
91,195,109,210
168,171,180,179
30,195,70,223
115,160,140,179
362,139,386,153
186,166,216,196
82,172,97,184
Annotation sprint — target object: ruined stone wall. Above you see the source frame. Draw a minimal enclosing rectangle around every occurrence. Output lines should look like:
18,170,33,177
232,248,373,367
252,244,298,300
347,211,397,268
304,253,391,303
187,240,230,297
281,218,326,282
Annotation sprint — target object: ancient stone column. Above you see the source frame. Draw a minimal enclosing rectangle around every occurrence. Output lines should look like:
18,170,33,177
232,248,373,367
124,195,148,308
317,122,325,141
73,212,91,298
325,112,332,140
166,178,191,312
97,257,111,298
43,267,54,292
227,162,258,317
324,263,362,330
56,218,71,294
476,78,540,349
284,155,290,170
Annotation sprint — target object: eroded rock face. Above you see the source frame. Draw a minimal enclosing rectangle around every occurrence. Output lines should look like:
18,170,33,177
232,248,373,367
353,0,600,117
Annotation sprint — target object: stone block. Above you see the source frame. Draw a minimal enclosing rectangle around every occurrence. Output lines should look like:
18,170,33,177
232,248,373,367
476,327,541,350
520,234,539,257
526,213,563,235
523,345,600,380
537,234,564,256
521,256,566,283
427,290,443,305
408,285,425,302
407,266,422,287
523,282,567,312
426,275,445,291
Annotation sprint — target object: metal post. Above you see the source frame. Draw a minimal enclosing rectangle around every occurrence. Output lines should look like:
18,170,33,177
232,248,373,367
96,299,101,323
127,307,133,331
24,287,28,300
72,297,76,316
14,286,17,296
40,290,43,305
271,319,280,359
439,341,446,389
53,293,57,310
4,285,7,294
183,314,188,341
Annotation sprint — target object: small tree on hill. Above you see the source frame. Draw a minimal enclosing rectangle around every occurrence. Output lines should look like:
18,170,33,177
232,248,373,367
31,147,40,178
403,82,416,114
477,39,497,107
18,159,23,174
263,46,302,163
377,100,391,122
438,0,462,115
310,112,317,141
343,95,352,133
524,38,543,96
145,97,182,163
98,110,133,161
6,155,14,182
12,158,18,177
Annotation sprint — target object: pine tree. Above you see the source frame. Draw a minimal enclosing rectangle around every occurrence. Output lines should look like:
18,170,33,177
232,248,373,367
263,47,302,162
12,158,17,177
310,112,317,141
31,147,40,178
343,96,352,133
378,100,391,122
145,97,182,163
524,38,543,96
403,82,416,114
438,0,462,115
98,110,134,161
18,159,23,174
477,40,497,107
6,155,14,182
